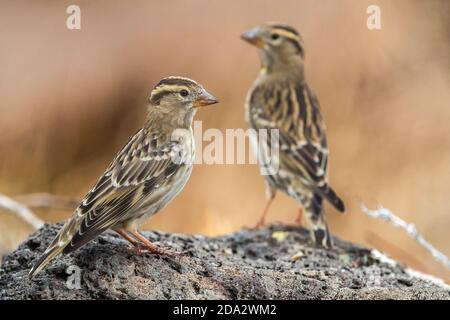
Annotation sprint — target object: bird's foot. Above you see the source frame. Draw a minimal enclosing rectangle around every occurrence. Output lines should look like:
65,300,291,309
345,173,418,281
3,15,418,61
138,244,185,257
127,230,186,257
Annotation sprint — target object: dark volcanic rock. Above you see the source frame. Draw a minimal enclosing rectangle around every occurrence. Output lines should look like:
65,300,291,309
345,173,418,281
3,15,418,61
0,223,449,300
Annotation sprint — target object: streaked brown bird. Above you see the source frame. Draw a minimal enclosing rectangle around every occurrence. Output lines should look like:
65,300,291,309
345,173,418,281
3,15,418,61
29,76,218,278
242,23,345,247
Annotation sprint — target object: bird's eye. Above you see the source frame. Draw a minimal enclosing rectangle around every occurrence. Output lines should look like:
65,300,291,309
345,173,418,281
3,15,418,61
270,33,280,41
180,89,189,97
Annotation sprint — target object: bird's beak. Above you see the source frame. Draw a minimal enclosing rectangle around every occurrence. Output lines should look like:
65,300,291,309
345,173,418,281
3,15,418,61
241,27,265,48
193,90,219,108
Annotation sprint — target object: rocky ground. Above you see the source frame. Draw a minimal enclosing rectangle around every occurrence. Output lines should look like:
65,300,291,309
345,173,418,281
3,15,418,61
0,223,449,299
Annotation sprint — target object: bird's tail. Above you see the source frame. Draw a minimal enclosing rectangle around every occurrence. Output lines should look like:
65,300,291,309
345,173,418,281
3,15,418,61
29,240,67,279
311,216,332,248
316,185,345,213
304,192,333,248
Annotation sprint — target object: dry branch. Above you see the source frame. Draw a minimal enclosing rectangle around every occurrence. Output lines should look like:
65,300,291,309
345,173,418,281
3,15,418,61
361,203,450,270
0,194,44,230
13,193,78,211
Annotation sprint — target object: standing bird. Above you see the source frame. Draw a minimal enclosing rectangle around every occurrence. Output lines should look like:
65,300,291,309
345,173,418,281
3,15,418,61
29,76,218,278
241,23,344,247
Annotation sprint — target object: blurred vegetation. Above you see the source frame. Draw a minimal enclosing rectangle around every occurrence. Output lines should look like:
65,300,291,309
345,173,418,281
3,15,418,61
0,0,449,281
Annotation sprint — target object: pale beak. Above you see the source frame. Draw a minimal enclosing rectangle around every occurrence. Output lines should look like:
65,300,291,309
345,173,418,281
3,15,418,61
193,90,219,108
241,27,265,48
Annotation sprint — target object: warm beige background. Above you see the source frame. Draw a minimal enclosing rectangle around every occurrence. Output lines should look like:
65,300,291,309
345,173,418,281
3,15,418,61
0,0,449,281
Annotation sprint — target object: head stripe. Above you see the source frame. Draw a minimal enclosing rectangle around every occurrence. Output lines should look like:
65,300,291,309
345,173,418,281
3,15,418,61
150,76,200,105
154,76,198,89
268,23,300,36
269,25,304,57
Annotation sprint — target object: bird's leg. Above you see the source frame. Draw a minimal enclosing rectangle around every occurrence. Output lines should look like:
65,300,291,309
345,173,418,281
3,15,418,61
130,230,184,257
115,229,144,254
254,192,276,228
295,207,303,225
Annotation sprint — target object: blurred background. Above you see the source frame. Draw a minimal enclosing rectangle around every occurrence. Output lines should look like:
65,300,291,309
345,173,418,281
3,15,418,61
0,0,449,281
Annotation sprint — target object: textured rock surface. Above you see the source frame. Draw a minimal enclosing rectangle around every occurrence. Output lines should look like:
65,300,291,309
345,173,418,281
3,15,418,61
0,223,449,300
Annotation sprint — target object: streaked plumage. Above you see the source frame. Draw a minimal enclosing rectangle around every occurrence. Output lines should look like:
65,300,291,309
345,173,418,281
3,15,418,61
242,23,344,247
29,76,218,278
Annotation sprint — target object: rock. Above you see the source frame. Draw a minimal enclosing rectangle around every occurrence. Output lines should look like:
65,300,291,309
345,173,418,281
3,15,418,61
0,223,449,300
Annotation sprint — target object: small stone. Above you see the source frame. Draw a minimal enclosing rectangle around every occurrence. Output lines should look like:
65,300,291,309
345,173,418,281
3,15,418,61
271,231,289,243
291,251,304,261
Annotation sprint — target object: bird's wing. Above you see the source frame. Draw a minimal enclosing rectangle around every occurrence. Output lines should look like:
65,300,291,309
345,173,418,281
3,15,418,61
61,128,184,253
250,82,344,212
250,83,328,188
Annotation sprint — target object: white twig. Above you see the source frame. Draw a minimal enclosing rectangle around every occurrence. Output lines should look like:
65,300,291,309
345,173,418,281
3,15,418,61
0,194,44,230
370,249,450,290
13,193,78,211
361,203,450,270
405,268,450,291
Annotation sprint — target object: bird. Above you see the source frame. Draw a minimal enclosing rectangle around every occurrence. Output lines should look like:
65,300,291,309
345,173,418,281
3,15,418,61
29,76,219,278
241,23,345,248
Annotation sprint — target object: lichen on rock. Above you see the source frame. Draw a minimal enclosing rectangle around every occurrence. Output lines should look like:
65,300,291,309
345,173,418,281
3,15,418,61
0,223,448,300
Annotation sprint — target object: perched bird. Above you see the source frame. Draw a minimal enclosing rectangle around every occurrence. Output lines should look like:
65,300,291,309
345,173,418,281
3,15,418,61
241,23,345,247
29,76,218,278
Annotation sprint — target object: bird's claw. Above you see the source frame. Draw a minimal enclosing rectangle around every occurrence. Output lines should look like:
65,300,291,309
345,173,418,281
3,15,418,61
130,244,185,258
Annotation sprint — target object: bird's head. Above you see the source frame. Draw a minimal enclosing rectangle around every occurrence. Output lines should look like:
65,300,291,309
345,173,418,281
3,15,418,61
241,23,305,74
149,76,218,111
